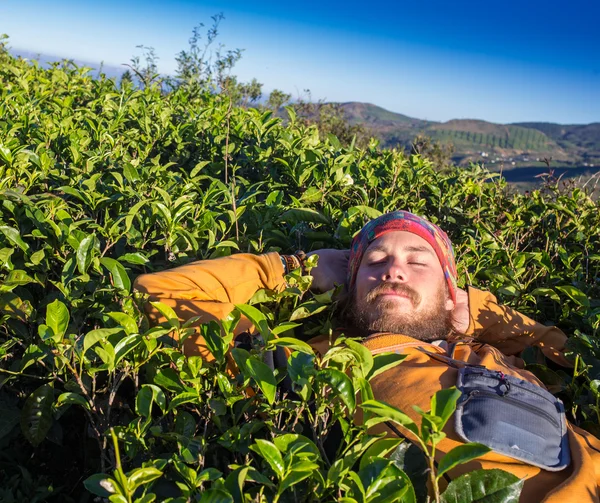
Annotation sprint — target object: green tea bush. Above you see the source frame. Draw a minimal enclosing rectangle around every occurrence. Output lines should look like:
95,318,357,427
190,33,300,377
0,46,599,502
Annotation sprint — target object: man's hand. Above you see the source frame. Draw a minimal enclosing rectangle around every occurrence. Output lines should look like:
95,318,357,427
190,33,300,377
452,287,470,334
306,249,350,293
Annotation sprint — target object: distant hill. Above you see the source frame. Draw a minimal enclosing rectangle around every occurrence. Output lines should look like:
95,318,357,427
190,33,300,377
9,48,127,80
340,102,599,170
512,122,600,158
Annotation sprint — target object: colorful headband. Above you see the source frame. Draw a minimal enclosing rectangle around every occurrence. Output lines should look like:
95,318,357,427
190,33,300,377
347,211,457,302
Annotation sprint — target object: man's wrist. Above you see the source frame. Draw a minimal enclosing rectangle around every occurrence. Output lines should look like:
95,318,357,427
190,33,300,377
279,251,307,274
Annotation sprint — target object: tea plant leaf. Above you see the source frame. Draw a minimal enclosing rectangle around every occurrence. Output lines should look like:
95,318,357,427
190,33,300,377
278,208,329,225
437,443,491,479
127,466,163,492
136,384,167,417
106,312,139,335
149,301,180,328
198,488,234,503
100,257,131,292
76,234,95,275
117,252,149,265
0,270,35,292
46,299,69,342
440,469,523,503
84,474,117,497
114,334,142,364
269,337,314,354
0,225,29,252
56,392,90,410
250,439,285,479
83,327,124,354
368,352,407,380
20,384,54,446
235,304,271,340
246,357,277,405
361,399,419,436
359,438,404,470
556,285,590,308
345,339,374,378
430,387,462,430
318,368,356,414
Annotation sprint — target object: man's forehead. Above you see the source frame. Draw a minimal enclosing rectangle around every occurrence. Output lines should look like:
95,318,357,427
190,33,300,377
364,231,436,255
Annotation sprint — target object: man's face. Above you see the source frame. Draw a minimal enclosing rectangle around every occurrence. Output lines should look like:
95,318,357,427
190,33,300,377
348,231,455,341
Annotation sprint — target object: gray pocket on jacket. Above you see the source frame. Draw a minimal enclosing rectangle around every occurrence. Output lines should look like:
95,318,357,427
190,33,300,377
455,367,570,471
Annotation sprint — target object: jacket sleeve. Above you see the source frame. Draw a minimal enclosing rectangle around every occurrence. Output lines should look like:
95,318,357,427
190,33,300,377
133,252,286,358
464,286,572,367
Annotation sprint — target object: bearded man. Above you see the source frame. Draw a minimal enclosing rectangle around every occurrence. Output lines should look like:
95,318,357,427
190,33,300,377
134,210,600,502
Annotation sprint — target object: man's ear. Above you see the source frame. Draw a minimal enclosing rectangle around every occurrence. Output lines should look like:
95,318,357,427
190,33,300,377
445,298,455,311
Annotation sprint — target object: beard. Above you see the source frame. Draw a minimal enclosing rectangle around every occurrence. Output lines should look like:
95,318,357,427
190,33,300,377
345,281,453,342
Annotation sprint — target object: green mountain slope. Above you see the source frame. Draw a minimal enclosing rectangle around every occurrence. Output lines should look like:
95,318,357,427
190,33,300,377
514,122,600,155
339,103,598,168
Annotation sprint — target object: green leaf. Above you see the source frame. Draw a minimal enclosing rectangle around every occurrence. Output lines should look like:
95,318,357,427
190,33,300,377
279,468,317,495
83,327,123,354
46,299,69,342
84,474,117,497
430,387,462,430
359,437,404,470
100,257,131,292
289,300,328,321
318,368,356,414
153,368,185,392
530,287,560,302
199,489,234,503
107,312,139,335
271,321,302,335
246,357,277,405
150,301,180,329
117,252,149,265
250,439,285,478
273,434,320,457
278,208,329,225
0,292,33,321
360,399,419,436
0,270,35,292
0,225,30,252
136,384,167,417
168,392,200,411
368,352,407,380
345,339,374,378
556,285,590,308
29,249,45,265
20,384,54,446
76,234,95,275
234,304,271,340
114,334,142,364
437,443,491,479
56,392,90,410
201,320,229,364
127,467,163,492
440,469,523,503
270,337,315,354
215,240,239,250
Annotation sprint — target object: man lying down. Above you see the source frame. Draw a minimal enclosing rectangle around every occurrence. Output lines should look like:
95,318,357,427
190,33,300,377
134,210,600,502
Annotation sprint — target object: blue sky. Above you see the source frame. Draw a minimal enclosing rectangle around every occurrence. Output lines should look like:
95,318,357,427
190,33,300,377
2,0,599,124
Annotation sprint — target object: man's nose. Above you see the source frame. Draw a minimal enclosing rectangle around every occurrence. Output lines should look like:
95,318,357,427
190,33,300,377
383,261,408,282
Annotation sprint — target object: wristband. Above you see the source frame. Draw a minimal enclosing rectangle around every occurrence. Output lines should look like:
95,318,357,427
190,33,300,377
280,251,307,274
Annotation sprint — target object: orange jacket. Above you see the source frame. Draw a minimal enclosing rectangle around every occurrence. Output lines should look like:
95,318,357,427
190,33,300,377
134,252,600,502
